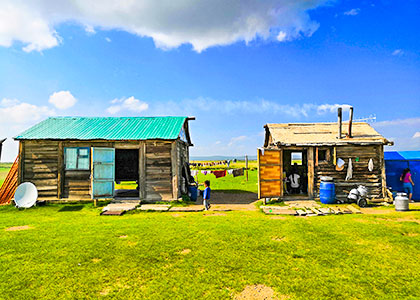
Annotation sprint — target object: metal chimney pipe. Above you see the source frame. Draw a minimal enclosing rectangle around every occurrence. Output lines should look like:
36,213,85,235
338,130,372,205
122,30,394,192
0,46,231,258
348,106,354,138
337,107,342,139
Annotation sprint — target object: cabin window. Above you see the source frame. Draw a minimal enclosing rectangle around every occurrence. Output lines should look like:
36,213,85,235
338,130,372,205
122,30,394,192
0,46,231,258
317,148,329,164
65,147,90,170
291,152,303,166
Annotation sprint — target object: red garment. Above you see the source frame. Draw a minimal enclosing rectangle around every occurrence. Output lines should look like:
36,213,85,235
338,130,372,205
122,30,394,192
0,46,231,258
212,170,227,178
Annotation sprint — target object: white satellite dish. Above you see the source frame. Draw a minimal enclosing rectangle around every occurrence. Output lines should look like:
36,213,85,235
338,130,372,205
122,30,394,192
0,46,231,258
14,182,38,208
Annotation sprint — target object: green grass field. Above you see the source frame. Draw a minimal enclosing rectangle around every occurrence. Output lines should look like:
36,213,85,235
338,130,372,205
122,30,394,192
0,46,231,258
1,204,420,299
0,163,12,188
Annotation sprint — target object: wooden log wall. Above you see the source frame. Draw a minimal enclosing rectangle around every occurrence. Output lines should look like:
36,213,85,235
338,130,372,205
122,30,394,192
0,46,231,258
145,141,173,201
177,140,189,196
314,145,384,200
22,140,59,198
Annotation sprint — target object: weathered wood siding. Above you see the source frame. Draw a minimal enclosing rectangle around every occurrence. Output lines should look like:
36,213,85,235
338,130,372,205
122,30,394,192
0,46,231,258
258,149,283,198
314,145,384,200
22,140,59,198
177,140,189,196
145,141,173,201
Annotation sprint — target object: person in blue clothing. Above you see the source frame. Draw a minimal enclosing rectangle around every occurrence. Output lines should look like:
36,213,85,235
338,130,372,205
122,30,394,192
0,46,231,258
203,180,211,210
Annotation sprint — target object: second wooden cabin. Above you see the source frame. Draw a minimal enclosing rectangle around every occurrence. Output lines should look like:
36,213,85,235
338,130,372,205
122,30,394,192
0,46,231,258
14,116,194,202
258,108,393,201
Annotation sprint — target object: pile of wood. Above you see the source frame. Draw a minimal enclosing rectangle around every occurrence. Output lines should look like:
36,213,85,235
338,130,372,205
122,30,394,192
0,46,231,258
0,158,18,205
262,204,362,216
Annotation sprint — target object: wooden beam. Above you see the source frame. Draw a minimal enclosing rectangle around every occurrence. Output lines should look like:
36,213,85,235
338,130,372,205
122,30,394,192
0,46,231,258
139,141,146,200
348,106,354,138
315,147,319,167
17,141,24,185
337,107,342,139
57,142,64,199
279,149,283,197
307,147,314,199
171,141,179,200
257,149,261,199
380,145,387,198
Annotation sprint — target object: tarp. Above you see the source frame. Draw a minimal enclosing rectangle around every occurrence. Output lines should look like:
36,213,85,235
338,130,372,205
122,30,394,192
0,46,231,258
385,151,419,200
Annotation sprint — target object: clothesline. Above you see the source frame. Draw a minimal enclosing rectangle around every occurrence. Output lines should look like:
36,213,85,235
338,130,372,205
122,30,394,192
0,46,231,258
191,168,244,178
189,159,237,168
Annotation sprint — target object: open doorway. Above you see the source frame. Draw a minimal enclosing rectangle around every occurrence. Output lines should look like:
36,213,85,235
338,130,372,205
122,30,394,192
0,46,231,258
283,149,308,196
114,149,139,198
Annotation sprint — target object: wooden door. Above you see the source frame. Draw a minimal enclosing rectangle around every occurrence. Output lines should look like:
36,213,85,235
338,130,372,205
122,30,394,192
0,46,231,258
258,149,283,198
92,147,115,198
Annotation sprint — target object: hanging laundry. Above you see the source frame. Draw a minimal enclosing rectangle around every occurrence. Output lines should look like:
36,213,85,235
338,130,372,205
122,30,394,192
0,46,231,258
227,169,234,175
345,158,353,181
233,168,244,177
201,170,209,175
227,160,231,167
191,170,198,176
212,170,227,178
368,158,374,172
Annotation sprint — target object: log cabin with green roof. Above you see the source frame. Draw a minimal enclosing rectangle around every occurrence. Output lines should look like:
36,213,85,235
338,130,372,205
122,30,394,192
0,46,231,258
14,116,194,202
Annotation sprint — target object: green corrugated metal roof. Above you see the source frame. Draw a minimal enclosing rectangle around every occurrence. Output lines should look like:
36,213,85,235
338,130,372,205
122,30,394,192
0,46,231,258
15,117,188,140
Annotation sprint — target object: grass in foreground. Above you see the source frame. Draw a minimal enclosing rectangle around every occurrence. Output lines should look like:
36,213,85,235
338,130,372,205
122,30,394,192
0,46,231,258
1,204,420,299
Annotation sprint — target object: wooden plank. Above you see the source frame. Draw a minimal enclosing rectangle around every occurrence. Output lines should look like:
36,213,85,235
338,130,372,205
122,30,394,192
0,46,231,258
57,142,63,199
257,148,261,199
379,145,387,198
307,146,314,199
171,142,179,199
279,149,283,197
18,141,23,185
139,141,146,200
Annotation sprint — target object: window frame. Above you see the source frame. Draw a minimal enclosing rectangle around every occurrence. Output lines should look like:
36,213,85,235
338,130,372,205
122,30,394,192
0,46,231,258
64,147,90,170
316,147,330,165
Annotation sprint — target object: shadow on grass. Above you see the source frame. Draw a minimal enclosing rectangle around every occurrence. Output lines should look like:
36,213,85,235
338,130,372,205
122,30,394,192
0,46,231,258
58,205,84,212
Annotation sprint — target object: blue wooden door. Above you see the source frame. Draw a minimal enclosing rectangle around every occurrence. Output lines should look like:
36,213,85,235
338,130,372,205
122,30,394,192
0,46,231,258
92,147,115,198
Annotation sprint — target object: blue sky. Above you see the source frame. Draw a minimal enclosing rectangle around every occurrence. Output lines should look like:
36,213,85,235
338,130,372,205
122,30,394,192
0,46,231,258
0,0,419,161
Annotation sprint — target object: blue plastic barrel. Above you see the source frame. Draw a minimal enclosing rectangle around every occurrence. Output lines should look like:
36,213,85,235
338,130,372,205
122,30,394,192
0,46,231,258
188,186,198,201
319,181,336,204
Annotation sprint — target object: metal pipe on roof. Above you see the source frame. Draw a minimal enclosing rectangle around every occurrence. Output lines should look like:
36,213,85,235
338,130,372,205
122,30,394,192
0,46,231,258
348,106,354,138
337,107,342,139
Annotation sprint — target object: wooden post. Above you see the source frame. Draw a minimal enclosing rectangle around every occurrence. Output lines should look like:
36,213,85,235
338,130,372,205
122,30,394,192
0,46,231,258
307,147,314,199
337,107,342,139
257,149,261,199
17,141,24,185
315,147,319,167
380,145,387,198
245,155,248,181
57,142,64,199
279,149,283,198
348,106,354,138
171,141,179,200
139,141,146,200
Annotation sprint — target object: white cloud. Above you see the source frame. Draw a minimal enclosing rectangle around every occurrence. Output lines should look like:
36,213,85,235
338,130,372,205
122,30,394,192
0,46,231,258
0,98,56,161
344,8,360,16
105,37,111,42
0,0,329,52
48,91,77,109
316,104,352,114
228,135,247,147
0,98,55,124
107,96,149,114
84,24,96,34
413,132,420,139
148,98,355,118
392,49,403,56
375,117,420,127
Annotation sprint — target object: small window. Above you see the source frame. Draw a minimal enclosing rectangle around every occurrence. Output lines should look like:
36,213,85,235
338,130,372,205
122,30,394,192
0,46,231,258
179,127,188,143
318,150,327,162
65,147,90,170
291,152,303,166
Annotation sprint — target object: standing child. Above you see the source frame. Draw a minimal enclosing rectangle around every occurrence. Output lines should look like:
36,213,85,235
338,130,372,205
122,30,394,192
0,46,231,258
203,180,211,210
400,168,415,202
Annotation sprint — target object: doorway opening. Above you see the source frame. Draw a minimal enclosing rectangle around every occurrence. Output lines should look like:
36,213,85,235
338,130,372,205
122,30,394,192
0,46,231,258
114,149,139,198
283,149,308,196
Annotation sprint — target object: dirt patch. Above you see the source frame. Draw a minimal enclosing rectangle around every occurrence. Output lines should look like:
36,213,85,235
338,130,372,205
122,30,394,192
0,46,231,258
5,225,32,231
396,218,420,224
271,236,287,242
99,288,111,296
235,284,287,300
360,208,394,215
179,248,191,255
402,232,419,237
171,213,185,218
270,216,287,220
119,235,128,239
204,213,227,217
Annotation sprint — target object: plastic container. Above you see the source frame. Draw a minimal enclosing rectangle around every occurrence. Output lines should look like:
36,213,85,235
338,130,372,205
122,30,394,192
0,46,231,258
320,180,336,204
394,193,409,211
188,185,198,201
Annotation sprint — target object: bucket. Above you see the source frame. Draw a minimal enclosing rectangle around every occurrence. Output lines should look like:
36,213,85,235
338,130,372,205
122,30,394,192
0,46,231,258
394,193,409,211
357,185,368,197
188,185,198,201
320,180,336,204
